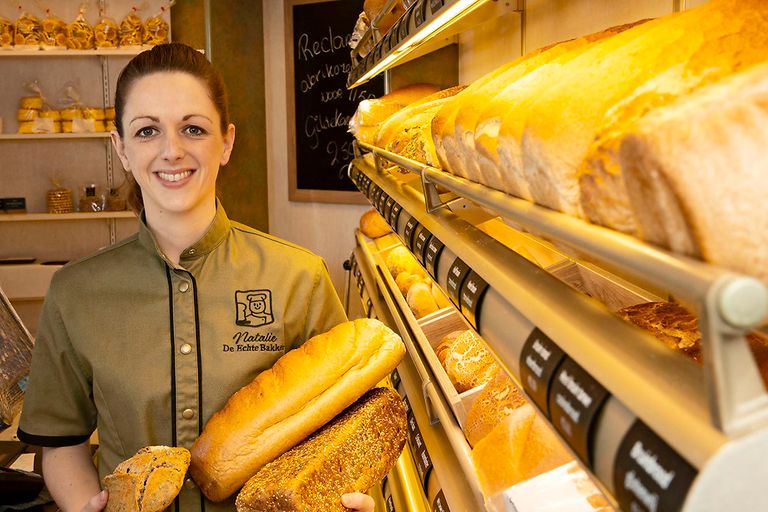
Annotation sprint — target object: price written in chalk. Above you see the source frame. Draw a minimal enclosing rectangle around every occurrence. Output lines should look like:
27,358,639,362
292,0,384,192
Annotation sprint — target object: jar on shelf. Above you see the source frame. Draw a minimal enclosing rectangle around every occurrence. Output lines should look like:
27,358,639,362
78,183,106,212
47,187,73,214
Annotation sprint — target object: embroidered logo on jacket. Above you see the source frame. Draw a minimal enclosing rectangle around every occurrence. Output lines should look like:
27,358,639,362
235,289,274,327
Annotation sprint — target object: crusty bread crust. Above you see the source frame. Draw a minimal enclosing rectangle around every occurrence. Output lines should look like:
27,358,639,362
189,319,405,502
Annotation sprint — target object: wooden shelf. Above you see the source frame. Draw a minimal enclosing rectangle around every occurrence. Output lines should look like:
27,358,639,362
0,133,111,140
0,212,135,222
0,47,148,57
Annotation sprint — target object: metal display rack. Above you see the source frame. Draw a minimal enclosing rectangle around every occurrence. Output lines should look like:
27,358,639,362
347,142,768,511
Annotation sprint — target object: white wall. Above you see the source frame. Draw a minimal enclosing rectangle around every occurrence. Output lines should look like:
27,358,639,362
262,1,370,304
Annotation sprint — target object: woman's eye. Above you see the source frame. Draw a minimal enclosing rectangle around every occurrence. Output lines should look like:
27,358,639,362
136,127,156,138
185,125,207,136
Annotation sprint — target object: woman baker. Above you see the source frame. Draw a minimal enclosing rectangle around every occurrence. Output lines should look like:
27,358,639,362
18,43,375,512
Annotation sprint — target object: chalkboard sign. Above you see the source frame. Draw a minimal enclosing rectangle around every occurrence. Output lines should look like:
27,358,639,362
287,0,385,203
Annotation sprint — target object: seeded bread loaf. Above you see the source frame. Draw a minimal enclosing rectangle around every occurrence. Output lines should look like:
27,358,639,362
189,319,406,502
235,387,407,512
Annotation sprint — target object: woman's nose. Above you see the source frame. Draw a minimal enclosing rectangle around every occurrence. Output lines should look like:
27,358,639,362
162,132,185,160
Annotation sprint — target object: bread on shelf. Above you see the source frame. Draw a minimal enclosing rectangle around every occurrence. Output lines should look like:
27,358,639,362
235,387,407,512
434,329,498,393
472,403,572,498
189,318,406,502
359,208,392,239
463,368,527,447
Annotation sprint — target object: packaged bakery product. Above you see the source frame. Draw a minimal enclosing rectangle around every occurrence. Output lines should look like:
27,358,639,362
463,368,527,447
17,107,38,121
14,9,41,48
0,16,13,48
349,11,371,58
434,329,498,392
236,387,407,512
143,3,171,46
94,4,119,49
189,318,406,501
119,6,145,48
359,207,391,238
103,446,190,512
39,7,67,50
363,0,406,38
66,3,95,50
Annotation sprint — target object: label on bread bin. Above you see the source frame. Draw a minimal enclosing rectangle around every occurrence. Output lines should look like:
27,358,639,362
430,0,445,15
365,297,374,318
412,225,432,265
398,10,410,41
432,490,451,512
414,0,427,27
370,185,382,205
613,420,697,512
377,191,388,214
547,358,609,465
384,196,395,221
519,328,566,416
459,270,489,331
374,43,383,62
446,258,471,308
391,369,401,391
403,216,420,250
402,396,433,489
386,495,396,512
424,237,445,279
389,202,403,230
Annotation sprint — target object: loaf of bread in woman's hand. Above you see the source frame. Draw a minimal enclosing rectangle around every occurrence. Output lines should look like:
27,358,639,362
235,387,407,512
103,446,191,512
189,318,406,502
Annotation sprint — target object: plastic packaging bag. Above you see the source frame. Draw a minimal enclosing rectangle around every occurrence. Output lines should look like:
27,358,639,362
65,3,95,49
37,2,66,49
143,1,171,46
14,5,41,48
18,80,58,134
1,15,15,48
57,82,95,133
119,3,146,47
94,2,119,49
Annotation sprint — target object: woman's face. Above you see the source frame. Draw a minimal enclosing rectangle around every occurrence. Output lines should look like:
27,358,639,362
112,71,235,218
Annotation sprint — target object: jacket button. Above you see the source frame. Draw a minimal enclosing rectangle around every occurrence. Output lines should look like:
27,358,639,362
182,408,195,419
179,281,190,293
188,248,196,255
185,478,196,490
180,343,192,355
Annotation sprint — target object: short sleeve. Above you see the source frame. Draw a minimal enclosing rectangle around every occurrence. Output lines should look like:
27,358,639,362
301,257,348,343
17,286,96,447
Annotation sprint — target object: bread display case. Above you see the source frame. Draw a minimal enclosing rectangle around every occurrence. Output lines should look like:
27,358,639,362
343,1,768,510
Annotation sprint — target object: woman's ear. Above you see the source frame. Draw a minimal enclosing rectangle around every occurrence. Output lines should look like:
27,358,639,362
111,131,131,172
220,123,236,166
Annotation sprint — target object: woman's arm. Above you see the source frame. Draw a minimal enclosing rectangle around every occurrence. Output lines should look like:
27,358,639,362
42,442,107,512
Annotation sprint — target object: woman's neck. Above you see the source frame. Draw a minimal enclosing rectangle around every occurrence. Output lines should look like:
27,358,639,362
144,200,217,265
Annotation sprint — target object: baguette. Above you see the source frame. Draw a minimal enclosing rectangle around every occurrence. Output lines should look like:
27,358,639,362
103,446,190,512
189,318,406,501
235,387,407,512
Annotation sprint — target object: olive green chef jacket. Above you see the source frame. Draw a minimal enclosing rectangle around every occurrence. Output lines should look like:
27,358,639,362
18,202,347,511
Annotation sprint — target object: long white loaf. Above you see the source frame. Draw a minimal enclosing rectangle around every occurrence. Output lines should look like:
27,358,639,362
617,61,768,282
189,318,406,502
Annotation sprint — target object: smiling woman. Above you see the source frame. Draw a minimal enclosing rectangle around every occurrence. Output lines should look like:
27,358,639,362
16,43,372,512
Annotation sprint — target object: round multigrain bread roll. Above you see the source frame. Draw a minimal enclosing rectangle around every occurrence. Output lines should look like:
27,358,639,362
103,446,191,512
464,368,527,447
359,208,392,239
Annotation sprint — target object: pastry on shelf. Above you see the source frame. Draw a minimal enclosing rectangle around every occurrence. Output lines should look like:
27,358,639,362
434,329,498,393
463,368,527,447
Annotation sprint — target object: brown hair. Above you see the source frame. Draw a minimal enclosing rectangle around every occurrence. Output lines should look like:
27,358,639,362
114,43,230,212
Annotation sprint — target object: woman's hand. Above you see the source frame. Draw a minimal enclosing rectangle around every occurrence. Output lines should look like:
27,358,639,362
80,490,108,512
341,492,375,512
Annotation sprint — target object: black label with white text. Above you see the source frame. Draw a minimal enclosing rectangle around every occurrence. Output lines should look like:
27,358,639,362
548,358,609,465
384,196,395,221
377,190,388,214
614,420,697,512
389,202,403,230
446,258,471,308
403,216,419,250
413,225,432,265
459,270,489,330
424,236,445,279
432,489,452,512
519,328,565,416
